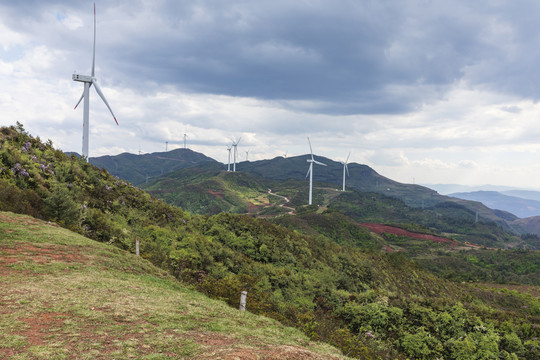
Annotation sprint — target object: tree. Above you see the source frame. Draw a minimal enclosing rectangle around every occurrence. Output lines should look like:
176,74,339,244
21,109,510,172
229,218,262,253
44,184,79,225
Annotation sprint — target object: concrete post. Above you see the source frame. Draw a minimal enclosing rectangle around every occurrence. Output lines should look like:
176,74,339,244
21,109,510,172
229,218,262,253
135,238,140,256
239,291,247,311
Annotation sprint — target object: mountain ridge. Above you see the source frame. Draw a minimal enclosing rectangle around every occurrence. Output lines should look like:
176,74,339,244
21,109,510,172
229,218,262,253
450,190,540,218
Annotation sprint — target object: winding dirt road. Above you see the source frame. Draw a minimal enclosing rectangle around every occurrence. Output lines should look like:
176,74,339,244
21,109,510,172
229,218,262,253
268,189,296,215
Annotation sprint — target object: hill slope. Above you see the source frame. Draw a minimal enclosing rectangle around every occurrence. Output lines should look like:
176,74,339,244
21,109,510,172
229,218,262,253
89,148,219,186
2,124,539,359
142,167,279,215
92,149,525,229
0,211,346,360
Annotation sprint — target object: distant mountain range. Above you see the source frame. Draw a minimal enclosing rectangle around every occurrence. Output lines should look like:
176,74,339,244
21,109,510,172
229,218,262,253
449,190,540,218
423,183,524,194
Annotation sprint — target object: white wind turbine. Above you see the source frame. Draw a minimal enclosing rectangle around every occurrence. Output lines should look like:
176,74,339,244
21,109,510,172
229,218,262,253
306,137,326,205
73,3,118,159
232,138,241,172
226,145,232,171
341,152,350,191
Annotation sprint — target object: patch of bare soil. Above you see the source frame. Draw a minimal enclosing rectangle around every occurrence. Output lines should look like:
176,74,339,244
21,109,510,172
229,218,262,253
360,223,460,245
208,190,225,198
246,202,261,215
19,312,69,346
0,242,87,267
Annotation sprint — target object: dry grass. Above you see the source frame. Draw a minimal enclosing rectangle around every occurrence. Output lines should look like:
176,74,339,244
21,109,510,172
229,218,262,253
0,211,349,359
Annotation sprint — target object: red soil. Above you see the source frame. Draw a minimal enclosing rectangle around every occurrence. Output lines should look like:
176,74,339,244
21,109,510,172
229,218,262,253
360,223,460,246
207,190,224,197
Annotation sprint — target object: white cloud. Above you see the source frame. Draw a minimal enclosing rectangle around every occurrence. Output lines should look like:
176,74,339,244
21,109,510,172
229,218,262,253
5,1,540,189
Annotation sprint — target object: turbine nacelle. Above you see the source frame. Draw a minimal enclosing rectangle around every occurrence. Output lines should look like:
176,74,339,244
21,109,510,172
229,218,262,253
72,74,93,82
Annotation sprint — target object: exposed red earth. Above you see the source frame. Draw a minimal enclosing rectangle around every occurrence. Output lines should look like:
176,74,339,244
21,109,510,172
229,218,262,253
359,223,460,246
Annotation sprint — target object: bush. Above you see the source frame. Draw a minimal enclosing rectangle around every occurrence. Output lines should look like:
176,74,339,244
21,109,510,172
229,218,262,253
44,184,79,225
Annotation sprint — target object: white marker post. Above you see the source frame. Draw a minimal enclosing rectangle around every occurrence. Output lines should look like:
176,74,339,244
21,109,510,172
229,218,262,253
239,291,247,311
135,238,140,256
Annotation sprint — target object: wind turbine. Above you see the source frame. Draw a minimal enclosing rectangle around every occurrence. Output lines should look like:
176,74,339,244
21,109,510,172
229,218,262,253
232,138,241,172
183,130,188,149
226,145,232,171
73,3,118,159
245,149,250,162
305,137,326,205
341,152,350,191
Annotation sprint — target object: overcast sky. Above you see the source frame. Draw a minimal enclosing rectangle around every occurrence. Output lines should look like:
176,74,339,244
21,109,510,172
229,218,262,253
3,0,540,190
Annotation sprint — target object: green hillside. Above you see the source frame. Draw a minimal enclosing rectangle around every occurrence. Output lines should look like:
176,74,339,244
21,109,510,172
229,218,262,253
142,167,279,215
242,155,445,207
143,163,536,250
1,124,539,359
89,148,219,186
0,211,345,359
271,209,540,286
93,147,526,231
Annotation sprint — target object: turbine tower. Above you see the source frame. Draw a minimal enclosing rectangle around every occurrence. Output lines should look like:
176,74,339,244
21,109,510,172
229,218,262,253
73,3,118,159
183,131,187,149
245,149,250,161
305,137,326,205
226,145,232,171
232,138,241,172
341,152,350,191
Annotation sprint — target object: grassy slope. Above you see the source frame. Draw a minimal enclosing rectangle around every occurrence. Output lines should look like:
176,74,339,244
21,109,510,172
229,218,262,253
0,211,347,360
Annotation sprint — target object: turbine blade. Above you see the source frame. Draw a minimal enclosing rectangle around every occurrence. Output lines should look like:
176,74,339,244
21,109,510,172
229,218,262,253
74,90,85,109
93,79,118,125
345,152,350,164
345,163,350,176
305,165,311,178
313,160,327,166
307,137,314,160
91,3,96,77
74,83,93,109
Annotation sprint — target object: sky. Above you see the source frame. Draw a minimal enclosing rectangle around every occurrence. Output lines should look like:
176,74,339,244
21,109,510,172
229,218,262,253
2,0,540,191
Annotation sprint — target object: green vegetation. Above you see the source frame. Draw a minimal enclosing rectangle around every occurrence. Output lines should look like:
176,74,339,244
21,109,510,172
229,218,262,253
142,167,274,215
90,148,218,186
0,211,345,359
329,191,529,248
273,209,540,286
1,124,539,359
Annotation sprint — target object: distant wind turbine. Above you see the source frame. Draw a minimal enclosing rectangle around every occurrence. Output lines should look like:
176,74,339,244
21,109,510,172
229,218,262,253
245,149,250,161
73,3,118,159
341,152,350,191
226,145,232,171
183,131,187,149
306,137,326,205
232,138,241,172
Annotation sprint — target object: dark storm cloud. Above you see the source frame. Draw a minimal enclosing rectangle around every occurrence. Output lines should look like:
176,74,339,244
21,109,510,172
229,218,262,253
3,0,540,115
